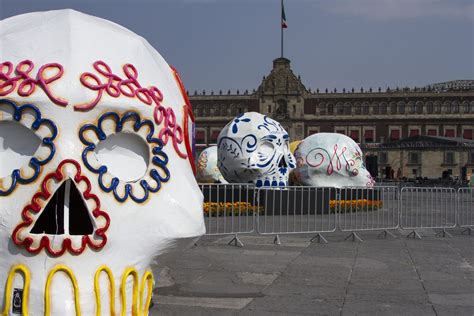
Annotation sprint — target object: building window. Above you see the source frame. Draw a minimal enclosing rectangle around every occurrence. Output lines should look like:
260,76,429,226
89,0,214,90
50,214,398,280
445,129,455,137
409,129,420,137
195,130,206,144
426,102,434,114
327,103,334,115
350,130,359,142
336,129,345,135
372,104,379,115
427,128,438,136
364,129,374,142
408,152,421,164
390,103,397,114
362,104,369,115
463,129,473,140
344,105,351,115
390,129,400,141
210,130,220,144
354,104,361,115
415,102,423,114
452,102,459,114
398,102,405,114
380,103,387,114
378,152,388,164
444,152,455,165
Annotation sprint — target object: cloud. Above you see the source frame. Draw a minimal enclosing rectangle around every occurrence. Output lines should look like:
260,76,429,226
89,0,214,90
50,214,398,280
321,0,474,21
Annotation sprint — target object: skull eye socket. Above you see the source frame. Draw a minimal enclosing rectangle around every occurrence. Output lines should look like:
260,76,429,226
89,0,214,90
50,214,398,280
0,99,57,196
259,141,275,157
80,111,170,203
94,132,150,183
0,121,41,178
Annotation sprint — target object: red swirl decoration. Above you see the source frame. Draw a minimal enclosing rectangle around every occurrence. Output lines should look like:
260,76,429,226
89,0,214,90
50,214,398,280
11,159,110,257
306,145,356,176
171,65,196,174
0,60,68,106
76,61,190,160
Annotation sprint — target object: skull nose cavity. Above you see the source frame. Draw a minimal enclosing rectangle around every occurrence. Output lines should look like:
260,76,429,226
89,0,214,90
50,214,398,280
30,179,94,236
278,157,288,168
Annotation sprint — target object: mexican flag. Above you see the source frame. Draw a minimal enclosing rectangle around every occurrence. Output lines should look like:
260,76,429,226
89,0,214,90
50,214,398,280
281,1,288,28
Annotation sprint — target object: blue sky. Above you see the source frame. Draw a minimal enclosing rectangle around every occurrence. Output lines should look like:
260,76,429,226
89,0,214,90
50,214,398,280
1,0,473,93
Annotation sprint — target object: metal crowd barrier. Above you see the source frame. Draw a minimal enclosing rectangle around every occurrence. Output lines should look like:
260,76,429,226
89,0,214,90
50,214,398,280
338,187,399,241
200,183,256,246
400,187,457,238
256,187,338,244
198,184,473,245
457,188,474,234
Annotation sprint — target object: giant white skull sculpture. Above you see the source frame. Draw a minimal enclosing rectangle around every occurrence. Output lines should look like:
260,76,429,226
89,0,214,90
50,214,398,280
0,9,205,315
217,112,295,187
196,146,227,183
294,133,375,188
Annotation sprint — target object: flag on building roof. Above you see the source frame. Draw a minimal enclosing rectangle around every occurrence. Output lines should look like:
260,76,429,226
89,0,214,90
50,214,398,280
281,1,288,28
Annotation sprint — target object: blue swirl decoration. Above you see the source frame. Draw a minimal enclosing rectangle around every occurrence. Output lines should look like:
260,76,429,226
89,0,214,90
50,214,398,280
79,112,170,203
0,99,57,196
257,116,284,133
231,113,251,134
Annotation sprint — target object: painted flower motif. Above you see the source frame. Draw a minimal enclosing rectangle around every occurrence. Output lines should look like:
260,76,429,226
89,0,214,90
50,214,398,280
231,114,251,134
279,167,288,175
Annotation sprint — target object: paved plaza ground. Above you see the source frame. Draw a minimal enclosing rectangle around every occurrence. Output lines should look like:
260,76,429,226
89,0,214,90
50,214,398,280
150,229,473,315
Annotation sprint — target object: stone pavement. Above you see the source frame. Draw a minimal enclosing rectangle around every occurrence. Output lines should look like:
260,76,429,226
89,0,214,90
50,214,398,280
150,230,473,315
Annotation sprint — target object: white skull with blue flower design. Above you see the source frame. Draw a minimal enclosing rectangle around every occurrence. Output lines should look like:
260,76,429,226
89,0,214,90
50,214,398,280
217,112,295,187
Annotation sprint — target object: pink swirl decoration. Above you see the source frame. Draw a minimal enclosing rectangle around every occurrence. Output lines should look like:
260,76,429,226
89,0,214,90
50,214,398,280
0,60,68,106
305,144,356,176
76,61,187,158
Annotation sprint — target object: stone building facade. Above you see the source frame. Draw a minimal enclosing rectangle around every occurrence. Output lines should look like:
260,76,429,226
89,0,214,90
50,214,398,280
189,57,474,180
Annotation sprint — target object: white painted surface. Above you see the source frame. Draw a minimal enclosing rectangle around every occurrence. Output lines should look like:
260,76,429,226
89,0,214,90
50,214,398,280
196,146,227,183
0,9,205,315
217,112,295,187
294,133,375,188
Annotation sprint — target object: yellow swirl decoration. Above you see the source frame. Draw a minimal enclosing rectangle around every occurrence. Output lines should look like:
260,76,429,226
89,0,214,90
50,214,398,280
45,265,81,316
120,268,139,316
2,264,154,315
1,264,31,316
139,271,154,316
94,266,116,316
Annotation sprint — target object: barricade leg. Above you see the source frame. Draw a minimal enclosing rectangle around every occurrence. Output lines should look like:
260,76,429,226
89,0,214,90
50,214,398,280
377,230,397,239
435,229,452,238
310,233,328,244
344,232,363,242
406,230,422,239
273,234,281,245
227,234,244,247
461,227,473,235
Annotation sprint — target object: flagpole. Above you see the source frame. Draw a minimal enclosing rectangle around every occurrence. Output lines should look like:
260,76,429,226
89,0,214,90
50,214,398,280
281,0,284,58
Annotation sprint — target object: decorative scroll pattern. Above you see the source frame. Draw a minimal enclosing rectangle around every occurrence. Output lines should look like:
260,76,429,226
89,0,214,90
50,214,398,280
11,159,110,256
0,60,68,106
305,144,360,176
0,99,57,196
0,60,194,164
306,144,364,177
80,111,170,203
1,264,30,316
77,61,190,159
1,264,154,316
